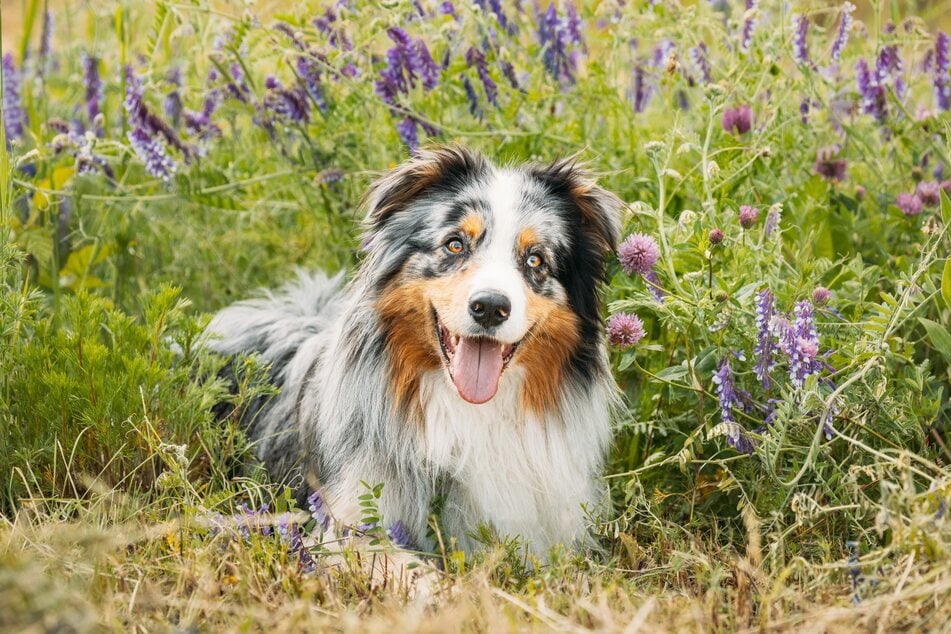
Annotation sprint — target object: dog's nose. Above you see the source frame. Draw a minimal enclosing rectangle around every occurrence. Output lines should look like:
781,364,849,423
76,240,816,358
468,292,511,329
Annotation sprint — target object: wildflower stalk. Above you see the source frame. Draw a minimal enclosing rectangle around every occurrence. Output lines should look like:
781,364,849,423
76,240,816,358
650,153,688,298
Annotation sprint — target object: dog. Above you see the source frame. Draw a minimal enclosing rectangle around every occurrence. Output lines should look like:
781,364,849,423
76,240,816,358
208,146,622,556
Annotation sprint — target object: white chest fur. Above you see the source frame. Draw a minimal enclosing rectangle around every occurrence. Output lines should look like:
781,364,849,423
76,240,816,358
417,368,609,554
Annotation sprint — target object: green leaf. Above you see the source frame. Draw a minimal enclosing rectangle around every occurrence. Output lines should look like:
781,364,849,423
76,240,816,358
654,365,688,382
942,258,951,310
919,318,951,362
941,188,951,227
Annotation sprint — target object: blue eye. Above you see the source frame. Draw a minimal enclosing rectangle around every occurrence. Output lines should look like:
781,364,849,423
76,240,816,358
526,253,543,268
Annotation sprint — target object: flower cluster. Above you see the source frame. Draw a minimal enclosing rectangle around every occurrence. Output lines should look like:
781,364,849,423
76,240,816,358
855,45,905,124
722,104,752,135
607,313,645,348
264,76,311,125
792,15,811,66
712,358,755,454
465,47,498,112
815,146,847,181
375,27,441,148
740,0,759,54
829,2,855,66
537,2,585,85
124,67,190,181
82,54,102,131
753,289,776,389
618,232,664,301
2,53,27,142
934,32,950,111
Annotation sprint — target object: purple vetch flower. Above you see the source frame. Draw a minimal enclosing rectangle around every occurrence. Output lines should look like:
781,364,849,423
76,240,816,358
607,313,645,347
812,287,832,306
896,192,923,216
618,232,660,276
500,60,520,89
689,43,711,84
466,47,498,106
225,62,251,103
792,14,810,66
387,521,417,550
764,204,781,238
753,289,776,389
855,59,886,123
397,116,419,149
128,126,177,181
934,32,950,111
477,0,516,35
264,76,310,124
235,503,272,540
830,2,855,65
739,205,759,228
124,66,191,158
740,0,759,54
537,2,584,84
799,99,811,124
163,68,183,128
82,54,103,131
296,54,328,112
917,181,941,206
440,1,457,17
38,10,53,76
274,21,306,50
712,358,753,454
774,300,822,389
815,146,847,181
631,64,652,113
722,104,752,135
463,76,480,116
307,489,332,532
2,53,27,142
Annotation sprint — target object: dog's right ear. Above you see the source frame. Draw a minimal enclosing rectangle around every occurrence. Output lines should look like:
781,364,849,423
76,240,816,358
361,145,487,234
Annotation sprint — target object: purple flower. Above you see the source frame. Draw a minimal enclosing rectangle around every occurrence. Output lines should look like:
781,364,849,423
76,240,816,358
722,104,752,135
607,313,645,347
82,54,103,131
812,287,832,306
815,146,847,181
618,232,660,276
538,2,584,84
830,2,855,65
2,53,27,141
934,32,950,111
740,0,759,54
642,270,666,302
263,76,310,124
855,59,886,123
477,0,516,35
38,10,53,76
792,15,810,66
631,64,651,113
775,300,822,389
712,358,753,454
128,126,177,181
739,205,759,229
917,181,941,207
124,66,191,158
709,228,724,245
689,43,711,84
753,289,776,389
397,116,419,149
296,54,328,112
463,76,480,116
225,62,251,103
440,2,456,17
307,489,332,532
387,521,417,550
466,47,498,106
896,192,923,216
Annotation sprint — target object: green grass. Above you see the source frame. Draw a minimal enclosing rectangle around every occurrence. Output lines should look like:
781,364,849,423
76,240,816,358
2,0,951,631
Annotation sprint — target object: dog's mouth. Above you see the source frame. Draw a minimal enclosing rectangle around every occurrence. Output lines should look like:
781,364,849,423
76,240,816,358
434,310,518,405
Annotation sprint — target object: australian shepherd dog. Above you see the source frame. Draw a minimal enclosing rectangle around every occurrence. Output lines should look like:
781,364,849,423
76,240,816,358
208,145,622,556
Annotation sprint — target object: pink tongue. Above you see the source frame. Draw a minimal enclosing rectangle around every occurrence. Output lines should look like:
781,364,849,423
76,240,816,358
450,337,504,404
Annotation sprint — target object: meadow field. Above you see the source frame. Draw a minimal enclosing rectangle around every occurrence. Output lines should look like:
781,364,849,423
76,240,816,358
2,0,951,631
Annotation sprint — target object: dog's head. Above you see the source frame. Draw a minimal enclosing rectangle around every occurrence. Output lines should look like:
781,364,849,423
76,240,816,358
362,145,622,413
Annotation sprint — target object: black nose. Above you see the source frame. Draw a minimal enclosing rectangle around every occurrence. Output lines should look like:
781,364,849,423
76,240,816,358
468,292,511,329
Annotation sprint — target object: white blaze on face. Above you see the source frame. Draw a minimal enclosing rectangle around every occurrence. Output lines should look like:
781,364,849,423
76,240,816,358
465,169,528,344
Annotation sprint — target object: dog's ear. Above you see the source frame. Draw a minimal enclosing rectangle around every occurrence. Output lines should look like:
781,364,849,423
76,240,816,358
529,158,623,254
362,145,488,233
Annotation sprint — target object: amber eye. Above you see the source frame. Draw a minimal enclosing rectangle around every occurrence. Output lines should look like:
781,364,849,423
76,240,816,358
526,253,544,269
445,238,465,254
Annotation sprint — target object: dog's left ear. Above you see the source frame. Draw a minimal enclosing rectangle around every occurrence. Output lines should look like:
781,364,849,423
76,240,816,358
529,158,623,254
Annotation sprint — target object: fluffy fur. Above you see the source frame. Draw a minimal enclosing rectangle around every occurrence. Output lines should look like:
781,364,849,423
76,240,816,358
208,146,623,556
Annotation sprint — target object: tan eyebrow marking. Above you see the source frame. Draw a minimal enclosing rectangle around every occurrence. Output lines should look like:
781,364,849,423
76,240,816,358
517,227,538,252
459,213,484,240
